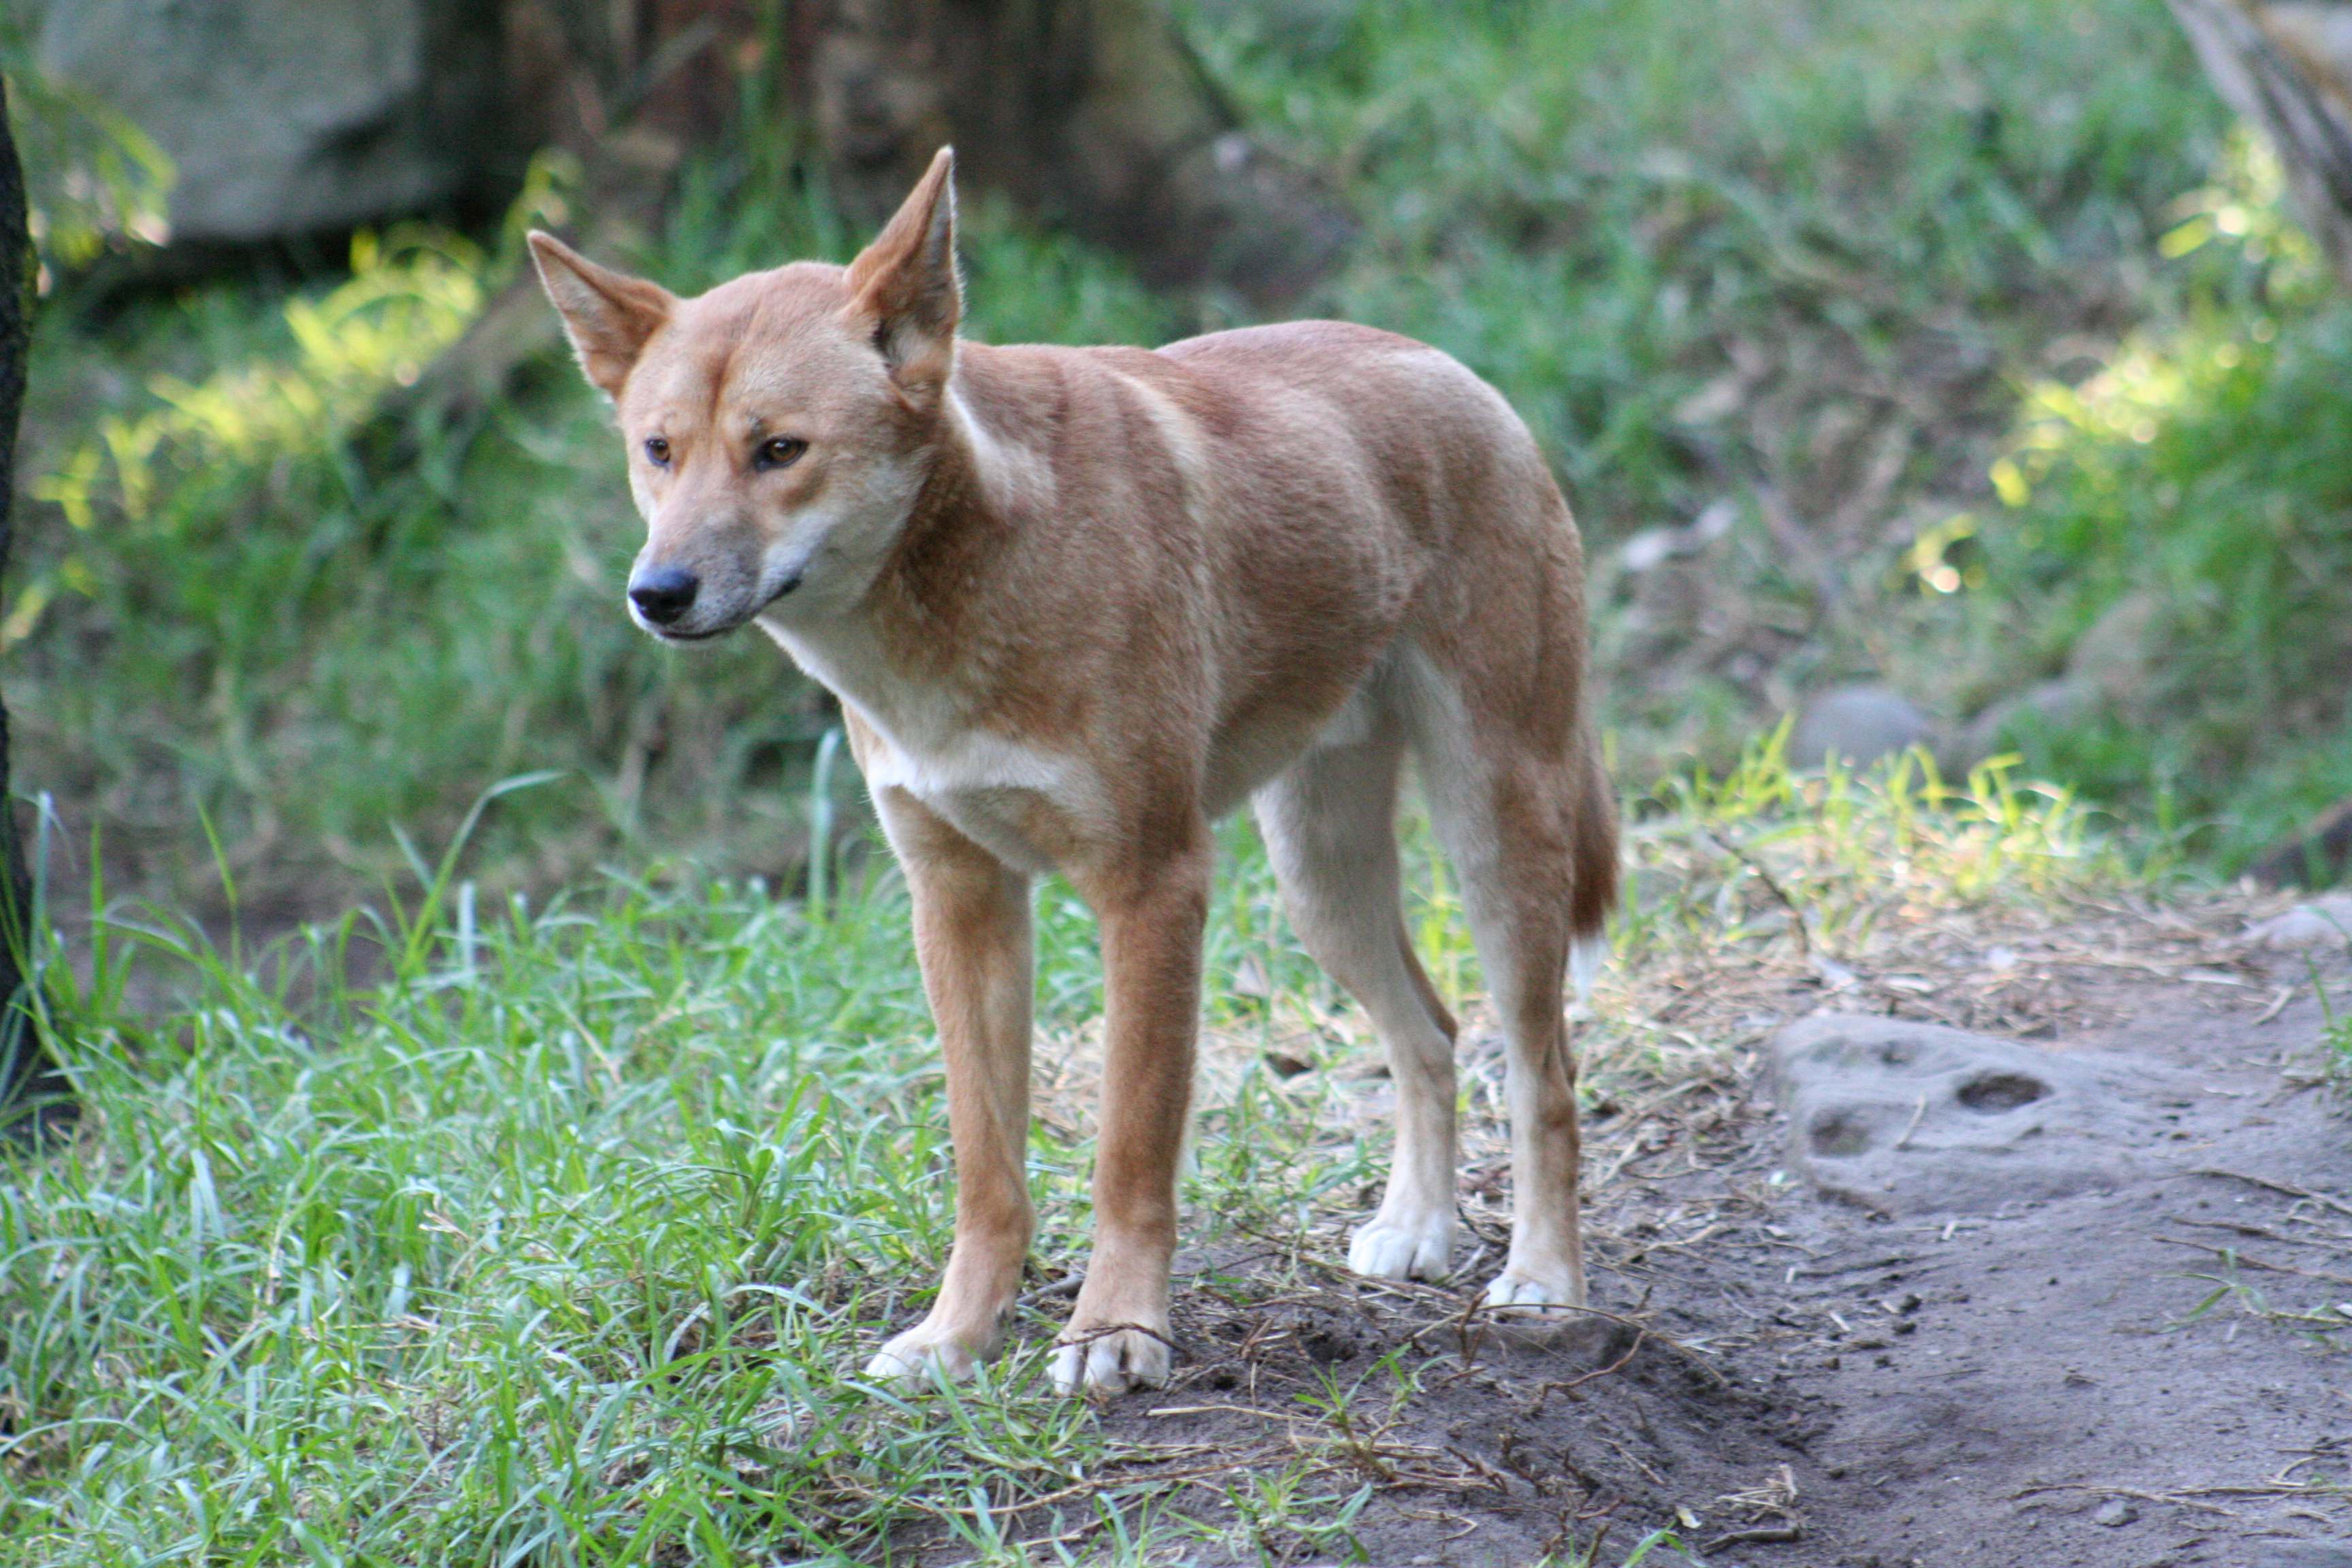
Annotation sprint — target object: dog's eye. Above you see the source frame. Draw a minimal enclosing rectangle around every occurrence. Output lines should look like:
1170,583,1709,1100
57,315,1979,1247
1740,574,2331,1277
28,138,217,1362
754,437,807,472
643,436,671,466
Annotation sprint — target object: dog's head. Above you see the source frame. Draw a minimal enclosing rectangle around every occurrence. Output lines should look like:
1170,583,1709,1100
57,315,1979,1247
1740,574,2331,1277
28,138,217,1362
529,148,962,642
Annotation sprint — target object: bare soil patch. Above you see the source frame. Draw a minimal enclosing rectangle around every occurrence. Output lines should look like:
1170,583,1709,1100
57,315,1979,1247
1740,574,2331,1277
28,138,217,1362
1030,894,2352,1565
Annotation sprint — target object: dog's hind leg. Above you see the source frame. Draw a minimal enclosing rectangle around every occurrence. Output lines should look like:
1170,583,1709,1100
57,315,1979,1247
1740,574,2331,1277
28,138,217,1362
864,785,1038,1384
1409,668,1599,1315
1254,702,1462,1282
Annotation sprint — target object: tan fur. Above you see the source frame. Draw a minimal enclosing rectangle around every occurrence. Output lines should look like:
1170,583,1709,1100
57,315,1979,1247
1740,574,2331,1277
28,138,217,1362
530,148,1618,1395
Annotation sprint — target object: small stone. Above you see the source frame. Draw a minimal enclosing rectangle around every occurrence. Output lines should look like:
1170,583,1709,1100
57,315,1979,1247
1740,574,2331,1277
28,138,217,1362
1788,685,1934,772
2242,894,2352,951
2091,1497,2137,1526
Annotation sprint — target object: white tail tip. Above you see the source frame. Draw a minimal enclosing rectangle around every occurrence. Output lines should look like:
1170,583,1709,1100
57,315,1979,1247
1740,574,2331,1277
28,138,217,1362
1569,934,1607,1005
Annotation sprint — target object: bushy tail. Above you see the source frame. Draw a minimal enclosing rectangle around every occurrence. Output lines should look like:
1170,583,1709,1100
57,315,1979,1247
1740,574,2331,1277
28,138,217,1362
1567,730,1618,1003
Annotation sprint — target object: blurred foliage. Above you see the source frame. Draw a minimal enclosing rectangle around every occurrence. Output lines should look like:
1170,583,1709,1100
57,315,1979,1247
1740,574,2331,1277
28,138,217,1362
31,228,483,570
2,54,174,278
1203,0,2209,497
1971,131,2352,865
14,0,2341,918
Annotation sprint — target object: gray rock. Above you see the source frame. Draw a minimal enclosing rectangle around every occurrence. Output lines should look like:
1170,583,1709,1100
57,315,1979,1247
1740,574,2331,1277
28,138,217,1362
30,0,506,245
1770,1015,2195,1214
2242,893,2352,951
2065,589,2163,711
1944,591,2167,771
1787,684,1933,772
2253,1544,2352,1568
1947,676,2095,772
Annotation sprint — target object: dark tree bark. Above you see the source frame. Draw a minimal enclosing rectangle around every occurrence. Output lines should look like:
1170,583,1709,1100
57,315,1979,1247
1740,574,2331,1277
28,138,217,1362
0,80,72,1141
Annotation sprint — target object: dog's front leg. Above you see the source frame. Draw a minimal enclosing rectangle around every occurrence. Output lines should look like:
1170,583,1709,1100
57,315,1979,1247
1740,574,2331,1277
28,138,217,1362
865,787,1036,1385
1052,830,1211,1394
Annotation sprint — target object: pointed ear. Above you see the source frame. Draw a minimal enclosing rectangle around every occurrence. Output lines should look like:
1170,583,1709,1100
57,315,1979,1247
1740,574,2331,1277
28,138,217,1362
527,231,675,397
843,146,961,395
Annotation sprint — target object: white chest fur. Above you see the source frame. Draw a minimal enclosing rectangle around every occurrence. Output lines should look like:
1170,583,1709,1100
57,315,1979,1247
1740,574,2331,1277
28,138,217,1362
758,613,1099,873
859,720,1098,875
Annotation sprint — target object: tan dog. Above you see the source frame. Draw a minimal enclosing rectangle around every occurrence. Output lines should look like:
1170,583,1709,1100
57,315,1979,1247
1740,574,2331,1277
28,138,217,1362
529,148,1616,1395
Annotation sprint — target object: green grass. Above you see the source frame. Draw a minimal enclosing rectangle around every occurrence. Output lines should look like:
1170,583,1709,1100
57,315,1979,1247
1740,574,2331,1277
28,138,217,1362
0,808,1414,1562
1,747,2125,1565
0,830,1282,1564
1625,735,2115,956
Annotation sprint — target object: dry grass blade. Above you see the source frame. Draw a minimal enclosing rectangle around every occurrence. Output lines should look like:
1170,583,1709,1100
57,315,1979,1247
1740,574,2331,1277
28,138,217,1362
2155,1236,2352,1288
2191,1169,2352,1220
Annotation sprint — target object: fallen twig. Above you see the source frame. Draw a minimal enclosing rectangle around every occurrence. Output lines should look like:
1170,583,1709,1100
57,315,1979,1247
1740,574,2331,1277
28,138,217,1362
1891,1092,1929,1151
1705,1524,1804,1548
2011,1484,2238,1517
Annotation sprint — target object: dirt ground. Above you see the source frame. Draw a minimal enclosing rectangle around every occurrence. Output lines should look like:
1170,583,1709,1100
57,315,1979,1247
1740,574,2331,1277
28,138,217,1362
1028,895,2352,1567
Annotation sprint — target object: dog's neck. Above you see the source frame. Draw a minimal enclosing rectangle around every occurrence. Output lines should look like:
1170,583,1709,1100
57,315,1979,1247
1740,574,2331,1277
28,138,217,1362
868,350,1044,642
762,348,1030,732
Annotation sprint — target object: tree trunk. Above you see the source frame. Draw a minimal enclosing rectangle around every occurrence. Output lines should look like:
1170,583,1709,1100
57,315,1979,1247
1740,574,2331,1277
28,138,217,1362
2172,0,2352,293
0,80,73,1141
794,0,1356,304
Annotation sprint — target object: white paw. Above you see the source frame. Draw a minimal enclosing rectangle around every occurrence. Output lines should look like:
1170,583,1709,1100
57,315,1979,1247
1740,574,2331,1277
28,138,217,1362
1480,1267,1585,1317
864,1324,981,1386
1347,1212,1456,1280
1049,1325,1172,1396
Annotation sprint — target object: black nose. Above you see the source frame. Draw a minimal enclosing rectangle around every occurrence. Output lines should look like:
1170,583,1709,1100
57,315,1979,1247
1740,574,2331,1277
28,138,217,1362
629,566,699,625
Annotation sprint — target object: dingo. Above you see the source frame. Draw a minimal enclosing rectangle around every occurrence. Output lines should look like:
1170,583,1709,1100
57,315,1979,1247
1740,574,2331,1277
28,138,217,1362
530,148,1616,1395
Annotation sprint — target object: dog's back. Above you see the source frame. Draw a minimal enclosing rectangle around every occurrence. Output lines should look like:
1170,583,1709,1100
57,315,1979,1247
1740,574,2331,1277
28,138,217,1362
935,321,1610,885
